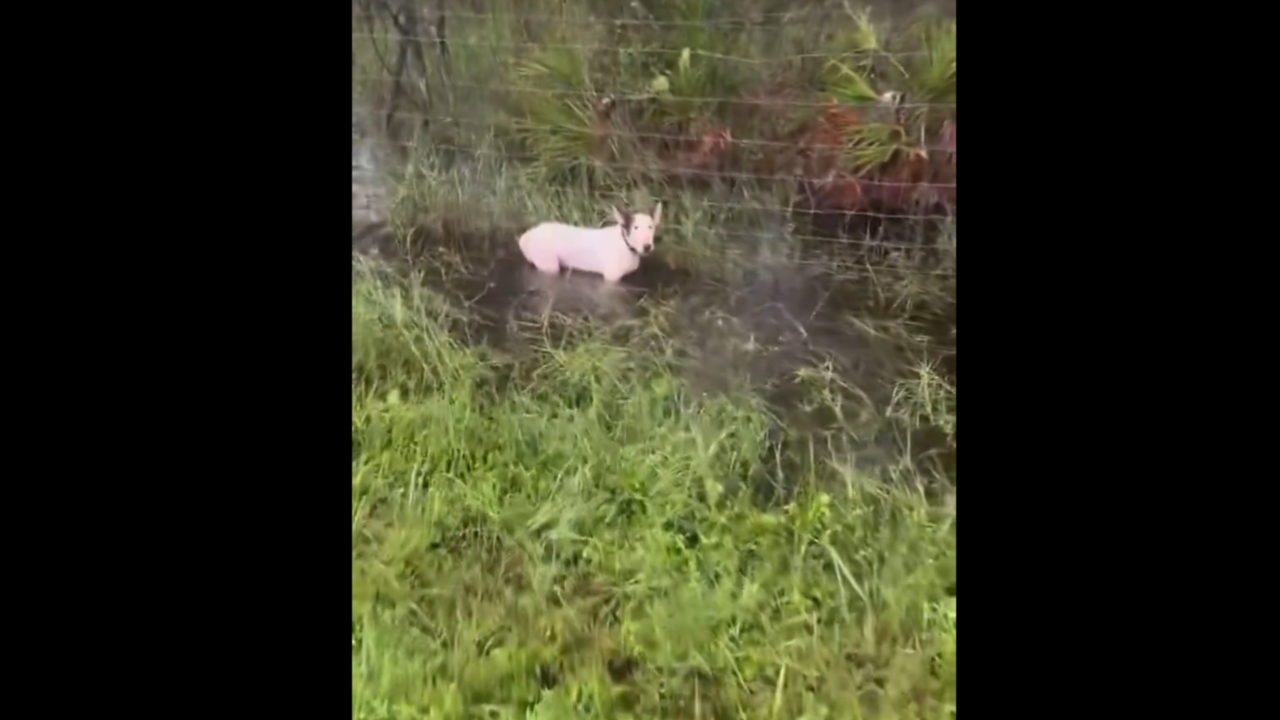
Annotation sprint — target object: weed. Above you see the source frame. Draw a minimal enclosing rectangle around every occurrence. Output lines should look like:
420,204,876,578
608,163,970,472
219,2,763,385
353,3,956,718
352,271,956,719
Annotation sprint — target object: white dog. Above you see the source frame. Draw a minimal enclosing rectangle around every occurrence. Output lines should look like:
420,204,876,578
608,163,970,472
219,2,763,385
517,203,663,283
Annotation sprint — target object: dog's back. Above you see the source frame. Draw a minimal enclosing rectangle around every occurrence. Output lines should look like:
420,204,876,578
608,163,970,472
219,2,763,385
520,222,614,275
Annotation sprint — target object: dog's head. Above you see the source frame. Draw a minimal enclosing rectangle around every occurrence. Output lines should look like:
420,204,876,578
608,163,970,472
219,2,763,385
613,202,663,256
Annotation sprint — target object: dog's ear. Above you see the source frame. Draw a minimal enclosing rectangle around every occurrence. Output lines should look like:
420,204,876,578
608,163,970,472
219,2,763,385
611,206,627,226
652,201,663,226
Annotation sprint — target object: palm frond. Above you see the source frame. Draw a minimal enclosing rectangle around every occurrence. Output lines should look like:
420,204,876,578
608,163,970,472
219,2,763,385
512,47,607,181
515,45,592,92
819,60,880,104
841,122,908,173
910,19,956,105
841,3,882,54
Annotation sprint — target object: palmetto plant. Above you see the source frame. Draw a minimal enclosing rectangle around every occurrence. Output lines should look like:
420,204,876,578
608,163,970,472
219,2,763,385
912,18,957,106
505,3,954,206
817,14,956,175
513,46,621,183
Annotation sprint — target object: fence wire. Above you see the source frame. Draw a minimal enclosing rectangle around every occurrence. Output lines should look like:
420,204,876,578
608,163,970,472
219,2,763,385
352,2,956,267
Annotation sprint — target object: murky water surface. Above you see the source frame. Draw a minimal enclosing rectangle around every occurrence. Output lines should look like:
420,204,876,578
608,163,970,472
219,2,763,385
353,108,955,479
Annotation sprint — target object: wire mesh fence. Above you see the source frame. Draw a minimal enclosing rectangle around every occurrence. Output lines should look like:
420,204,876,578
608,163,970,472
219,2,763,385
352,1,956,273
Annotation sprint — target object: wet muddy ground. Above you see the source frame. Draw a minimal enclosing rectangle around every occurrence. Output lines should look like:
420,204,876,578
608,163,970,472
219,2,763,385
353,220,955,481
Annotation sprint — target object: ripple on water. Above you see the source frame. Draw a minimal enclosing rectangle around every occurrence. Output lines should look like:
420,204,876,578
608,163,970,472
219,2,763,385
354,224,955,483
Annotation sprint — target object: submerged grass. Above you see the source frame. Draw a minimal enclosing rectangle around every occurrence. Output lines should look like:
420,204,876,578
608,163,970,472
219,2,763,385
352,273,956,720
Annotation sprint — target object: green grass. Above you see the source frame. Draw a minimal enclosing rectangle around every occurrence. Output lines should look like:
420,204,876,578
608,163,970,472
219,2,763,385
352,272,956,720
353,2,955,717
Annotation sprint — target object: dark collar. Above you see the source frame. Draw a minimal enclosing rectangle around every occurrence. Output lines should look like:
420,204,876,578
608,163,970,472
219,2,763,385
617,210,640,256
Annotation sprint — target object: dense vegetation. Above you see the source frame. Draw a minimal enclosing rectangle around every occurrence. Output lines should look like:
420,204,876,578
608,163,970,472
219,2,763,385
353,2,956,718
353,0,955,251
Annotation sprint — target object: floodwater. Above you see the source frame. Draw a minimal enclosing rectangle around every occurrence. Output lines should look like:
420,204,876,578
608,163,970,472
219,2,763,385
352,114,955,483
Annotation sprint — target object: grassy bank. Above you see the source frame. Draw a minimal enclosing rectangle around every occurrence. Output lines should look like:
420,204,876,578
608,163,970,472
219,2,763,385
351,273,956,719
